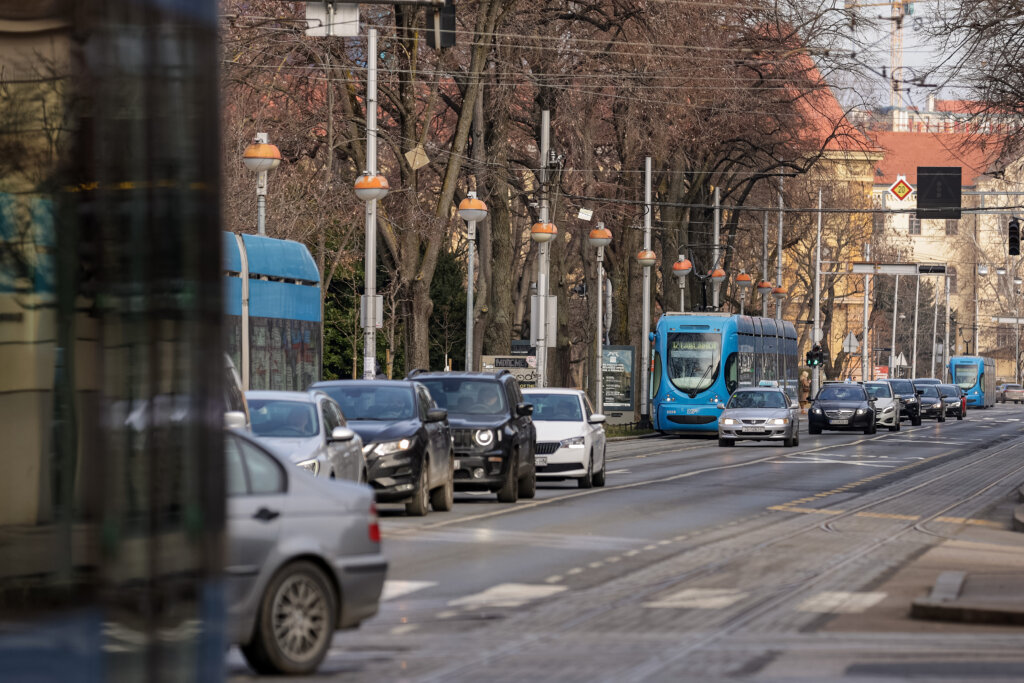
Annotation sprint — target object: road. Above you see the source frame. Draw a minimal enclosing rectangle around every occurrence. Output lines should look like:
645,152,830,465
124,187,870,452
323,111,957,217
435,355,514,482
229,404,1024,681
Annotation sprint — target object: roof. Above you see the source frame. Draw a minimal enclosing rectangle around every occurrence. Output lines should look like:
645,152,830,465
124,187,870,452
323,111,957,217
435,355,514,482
868,131,999,187
312,379,415,388
245,390,317,402
934,99,985,115
522,388,585,395
789,53,876,154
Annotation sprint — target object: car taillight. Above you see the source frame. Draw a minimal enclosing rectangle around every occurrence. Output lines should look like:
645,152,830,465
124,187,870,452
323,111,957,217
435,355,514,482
368,502,381,543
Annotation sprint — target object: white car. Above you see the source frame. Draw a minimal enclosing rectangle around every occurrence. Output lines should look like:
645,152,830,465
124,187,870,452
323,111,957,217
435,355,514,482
864,381,900,432
522,388,607,488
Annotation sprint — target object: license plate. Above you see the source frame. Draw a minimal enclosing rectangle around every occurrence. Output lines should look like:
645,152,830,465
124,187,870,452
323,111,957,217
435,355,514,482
536,456,548,466
830,419,849,425
741,426,764,433
453,459,461,470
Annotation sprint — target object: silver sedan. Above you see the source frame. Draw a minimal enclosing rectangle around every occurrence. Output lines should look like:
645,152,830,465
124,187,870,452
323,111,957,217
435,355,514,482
225,429,387,675
717,387,801,447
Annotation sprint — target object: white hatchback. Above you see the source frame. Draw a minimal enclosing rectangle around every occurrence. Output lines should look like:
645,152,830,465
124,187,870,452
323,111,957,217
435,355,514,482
522,388,607,488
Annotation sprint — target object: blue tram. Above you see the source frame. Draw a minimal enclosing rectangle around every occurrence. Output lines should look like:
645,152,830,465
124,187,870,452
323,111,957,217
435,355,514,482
948,355,995,408
651,313,799,433
223,232,322,391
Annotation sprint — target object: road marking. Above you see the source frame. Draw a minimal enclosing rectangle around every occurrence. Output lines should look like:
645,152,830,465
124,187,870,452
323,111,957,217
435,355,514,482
381,580,437,601
606,469,630,474
447,583,566,609
390,624,418,635
544,575,563,584
567,567,584,575
391,526,638,551
435,610,458,619
644,588,748,610
796,591,886,614
766,506,1003,528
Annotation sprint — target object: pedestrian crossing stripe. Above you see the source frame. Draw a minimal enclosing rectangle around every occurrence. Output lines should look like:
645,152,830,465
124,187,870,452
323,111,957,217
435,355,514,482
796,591,886,613
643,588,748,609
381,580,437,601
447,583,566,608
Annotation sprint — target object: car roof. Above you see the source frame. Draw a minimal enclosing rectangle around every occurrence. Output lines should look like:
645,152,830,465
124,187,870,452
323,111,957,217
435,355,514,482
732,387,785,392
522,387,584,395
311,379,416,388
409,370,507,381
245,390,321,402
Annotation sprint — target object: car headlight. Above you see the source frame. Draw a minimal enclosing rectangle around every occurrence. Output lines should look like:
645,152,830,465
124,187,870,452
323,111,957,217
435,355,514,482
374,437,414,456
855,408,868,415
362,443,376,456
811,408,823,414
882,405,894,413
906,397,917,403
768,418,789,426
473,429,494,447
559,436,585,449
721,417,739,426
296,458,320,476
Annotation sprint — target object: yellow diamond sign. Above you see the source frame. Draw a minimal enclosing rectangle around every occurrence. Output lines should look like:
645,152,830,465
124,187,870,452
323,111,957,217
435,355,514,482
889,175,913,201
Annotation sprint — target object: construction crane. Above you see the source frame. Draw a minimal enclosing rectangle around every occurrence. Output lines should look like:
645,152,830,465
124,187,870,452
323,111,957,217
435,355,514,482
846,0,918,108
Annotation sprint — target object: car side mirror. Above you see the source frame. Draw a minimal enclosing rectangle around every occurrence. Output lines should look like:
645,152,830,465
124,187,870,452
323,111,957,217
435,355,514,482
716,402,726,410
588,413,606,424
330,426,356,442
516,403,534,417
224,410,247,430
916,389,924,395
426,407,448,422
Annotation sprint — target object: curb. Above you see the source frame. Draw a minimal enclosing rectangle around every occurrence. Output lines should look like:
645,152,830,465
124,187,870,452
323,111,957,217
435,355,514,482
608,432,662,442
911,571,1024,625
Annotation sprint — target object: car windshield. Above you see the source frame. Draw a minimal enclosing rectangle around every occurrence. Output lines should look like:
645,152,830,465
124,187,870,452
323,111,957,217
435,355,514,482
248,399,319,437
938,385,958,397
917,385,939,397
727,391,787,409
817,386,864,402
417,378,507,416
667,332,722,394
526,393,583,421
953,365,978,390
317,385,415,421
1004,384,1021,390
865,383,892,399
889,379,914,393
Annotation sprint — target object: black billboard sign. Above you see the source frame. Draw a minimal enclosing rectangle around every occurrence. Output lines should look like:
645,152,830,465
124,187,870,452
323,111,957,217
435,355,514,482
916,166,961,219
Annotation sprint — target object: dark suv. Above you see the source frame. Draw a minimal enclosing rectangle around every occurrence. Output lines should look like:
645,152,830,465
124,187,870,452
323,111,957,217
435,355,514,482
311,380,455,516
886,378,922,426
809,382,877,435
409,370,537,503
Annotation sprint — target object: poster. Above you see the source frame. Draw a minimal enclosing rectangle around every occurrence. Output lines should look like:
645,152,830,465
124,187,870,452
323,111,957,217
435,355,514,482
602,345,635,411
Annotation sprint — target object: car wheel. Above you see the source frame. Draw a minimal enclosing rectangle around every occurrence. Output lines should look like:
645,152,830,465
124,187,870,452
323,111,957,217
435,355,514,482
497,458,519,503
578,452,594,489
518,458,537,500
864,422,876,435
429,454,455,512
240,560,337,676
809,425,821,435
718,437,735,447
957,411,963,420
405,464,430,516
912,415,921,426
783,433,795,447
938,413,946,422
592,450,606,487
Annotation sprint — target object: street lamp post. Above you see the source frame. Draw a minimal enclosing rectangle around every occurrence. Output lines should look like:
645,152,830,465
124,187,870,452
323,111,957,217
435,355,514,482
757,280,773,317
977,263,988,354
736,271,752,315
589,224,613,413
458,192,488,371
711,268,726,311
242,133,281,236
673,255,692,312
638,248,658,425
531,221,557,387
772,285,787,320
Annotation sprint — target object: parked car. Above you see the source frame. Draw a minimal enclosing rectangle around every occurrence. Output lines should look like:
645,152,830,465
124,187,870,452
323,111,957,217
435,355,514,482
998,383,1024,403
937,383,965,420
311,379,455,516
886,378,922,426
913,377,942,385
865,381,900,431
913,382,946,422
523,388,607,487
246,390,366,482
225,429,386,676
808,382,877,435
410,370,536,503
716,387,800,447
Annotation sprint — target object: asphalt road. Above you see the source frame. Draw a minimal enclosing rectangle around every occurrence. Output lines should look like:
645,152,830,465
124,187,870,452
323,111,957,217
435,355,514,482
228,403,1024,682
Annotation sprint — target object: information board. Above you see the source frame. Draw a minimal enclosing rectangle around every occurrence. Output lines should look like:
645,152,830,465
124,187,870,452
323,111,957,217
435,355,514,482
602,345,635,414
481,355,539,388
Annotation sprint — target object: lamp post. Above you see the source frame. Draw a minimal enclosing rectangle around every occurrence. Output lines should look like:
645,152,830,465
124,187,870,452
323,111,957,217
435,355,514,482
977,263,989,353
243,133,281,236
531,221,557,387
458,192,488,371
710,268,726,311
638,248,658,425
736,271,752,315
673,255,692,312
589,224,612,413
757,279,773,317
772,285,787,319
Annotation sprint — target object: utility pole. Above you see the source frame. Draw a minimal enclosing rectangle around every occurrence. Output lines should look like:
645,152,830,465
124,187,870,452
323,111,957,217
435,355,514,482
943,273,951,381
362,27,379,379
640,156,653,426
536,110,551,388
863,243,871,380
912,272,921,379
813,189,822,397
930,275,940,377
890,272,900,378
777,177,784,321
762,212,769,317
712,186,721,309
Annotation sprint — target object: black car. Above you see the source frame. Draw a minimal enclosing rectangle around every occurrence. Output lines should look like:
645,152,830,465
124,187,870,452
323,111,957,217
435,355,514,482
311,380,455,516
808,382,877,435
886,378,922,426
937,383,965,420
409,370,537,503
913,382,946,422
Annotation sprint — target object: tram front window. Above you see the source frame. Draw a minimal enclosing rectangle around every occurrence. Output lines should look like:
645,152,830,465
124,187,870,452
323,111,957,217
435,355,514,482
953,365,978,390
667,332,722,395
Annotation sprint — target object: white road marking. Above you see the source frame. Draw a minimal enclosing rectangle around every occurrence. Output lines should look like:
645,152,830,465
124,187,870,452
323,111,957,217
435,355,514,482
390,624,418,635
381,580,437,601
796,591,887,614
392,526,639,551
644,588,748,610
607,469,630,474
447,583,567,609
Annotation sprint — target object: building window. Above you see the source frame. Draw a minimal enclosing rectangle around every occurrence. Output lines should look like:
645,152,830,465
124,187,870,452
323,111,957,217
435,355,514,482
909,216,921,235
947,267,958,294
873,212,886,234
945,219,958,235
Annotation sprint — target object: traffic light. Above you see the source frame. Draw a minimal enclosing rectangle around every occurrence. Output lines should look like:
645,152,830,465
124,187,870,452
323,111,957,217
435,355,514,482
807,345,824,367
1010,218,1020,256
806,350,816,366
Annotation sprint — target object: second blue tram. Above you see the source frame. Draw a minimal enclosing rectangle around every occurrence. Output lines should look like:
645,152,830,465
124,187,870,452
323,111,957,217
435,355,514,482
650,313,799,433
948,355,995,408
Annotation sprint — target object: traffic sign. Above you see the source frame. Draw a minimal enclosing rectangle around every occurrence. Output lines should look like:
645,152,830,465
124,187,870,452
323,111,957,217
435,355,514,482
889,175,913,201
917,166,961,219
842,332,859,354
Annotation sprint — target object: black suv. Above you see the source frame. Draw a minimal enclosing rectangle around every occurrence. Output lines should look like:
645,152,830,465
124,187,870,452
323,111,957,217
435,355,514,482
409,370,536,503
886,378,922,426
809,382,877,435
311,379,455,516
